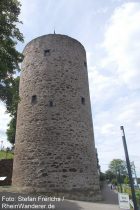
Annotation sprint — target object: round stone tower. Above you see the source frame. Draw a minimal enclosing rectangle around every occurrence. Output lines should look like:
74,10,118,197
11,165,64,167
12,34,101,201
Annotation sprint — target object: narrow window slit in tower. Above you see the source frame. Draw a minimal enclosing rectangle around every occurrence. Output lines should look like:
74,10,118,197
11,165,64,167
49,100,53,107
44,49,51,56
31,95,37,104
84,61,87,68
81,97,85,105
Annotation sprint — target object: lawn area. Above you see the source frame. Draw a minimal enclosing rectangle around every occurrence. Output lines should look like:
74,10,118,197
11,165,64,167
0,150,14,160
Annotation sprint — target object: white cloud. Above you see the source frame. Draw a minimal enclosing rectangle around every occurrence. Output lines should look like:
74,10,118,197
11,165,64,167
102,2,140,90
87,2,140,174
92,88,140,170
88,68,120,105
101,123,115,135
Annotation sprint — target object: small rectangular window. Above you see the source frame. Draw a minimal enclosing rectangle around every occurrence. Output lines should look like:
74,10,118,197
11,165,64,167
84,61,87,68
44,49,51,56
31,95,37,104
49,100,53,107
81,97,85,105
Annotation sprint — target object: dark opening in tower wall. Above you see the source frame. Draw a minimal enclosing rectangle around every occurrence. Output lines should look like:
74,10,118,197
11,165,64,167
44,49,51,56
84,61,87,68
49,100,53,107
81,97,85,105
31,95,37,104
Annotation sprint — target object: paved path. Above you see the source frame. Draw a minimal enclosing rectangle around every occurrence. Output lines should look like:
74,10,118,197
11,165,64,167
101,183,118,204
56,199,121,210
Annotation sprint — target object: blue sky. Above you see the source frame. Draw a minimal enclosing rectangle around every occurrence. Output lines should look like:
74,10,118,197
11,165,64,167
0,0,140,175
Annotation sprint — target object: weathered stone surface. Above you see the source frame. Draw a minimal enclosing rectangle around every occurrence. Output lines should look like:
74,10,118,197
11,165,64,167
12,34,101,200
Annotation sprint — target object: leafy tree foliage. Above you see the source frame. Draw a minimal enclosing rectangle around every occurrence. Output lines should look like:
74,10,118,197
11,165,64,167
5,77,20,144
111,178,117,186
105,169,116,182
124,176,130,185
0,0,23,85
6,115,17,144
100,172,106,181
109,159,127,176
0,0,23,144
106,159,135,185
1,77,20,115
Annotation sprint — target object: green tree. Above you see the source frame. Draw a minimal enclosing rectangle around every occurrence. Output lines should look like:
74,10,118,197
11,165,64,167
124,176,130,185
0,0,23,86
111,178,117,186
109,159,127,177
0,0,23,144
6,77,20,144
1,77,20,115
6,116,16,144
100,172,106,181
105,169,116,182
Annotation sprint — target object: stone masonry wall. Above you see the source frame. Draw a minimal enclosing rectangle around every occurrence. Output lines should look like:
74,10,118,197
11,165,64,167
12,34,101,201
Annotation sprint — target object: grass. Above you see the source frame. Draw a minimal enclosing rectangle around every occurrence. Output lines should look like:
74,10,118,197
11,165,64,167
0,150,14,160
